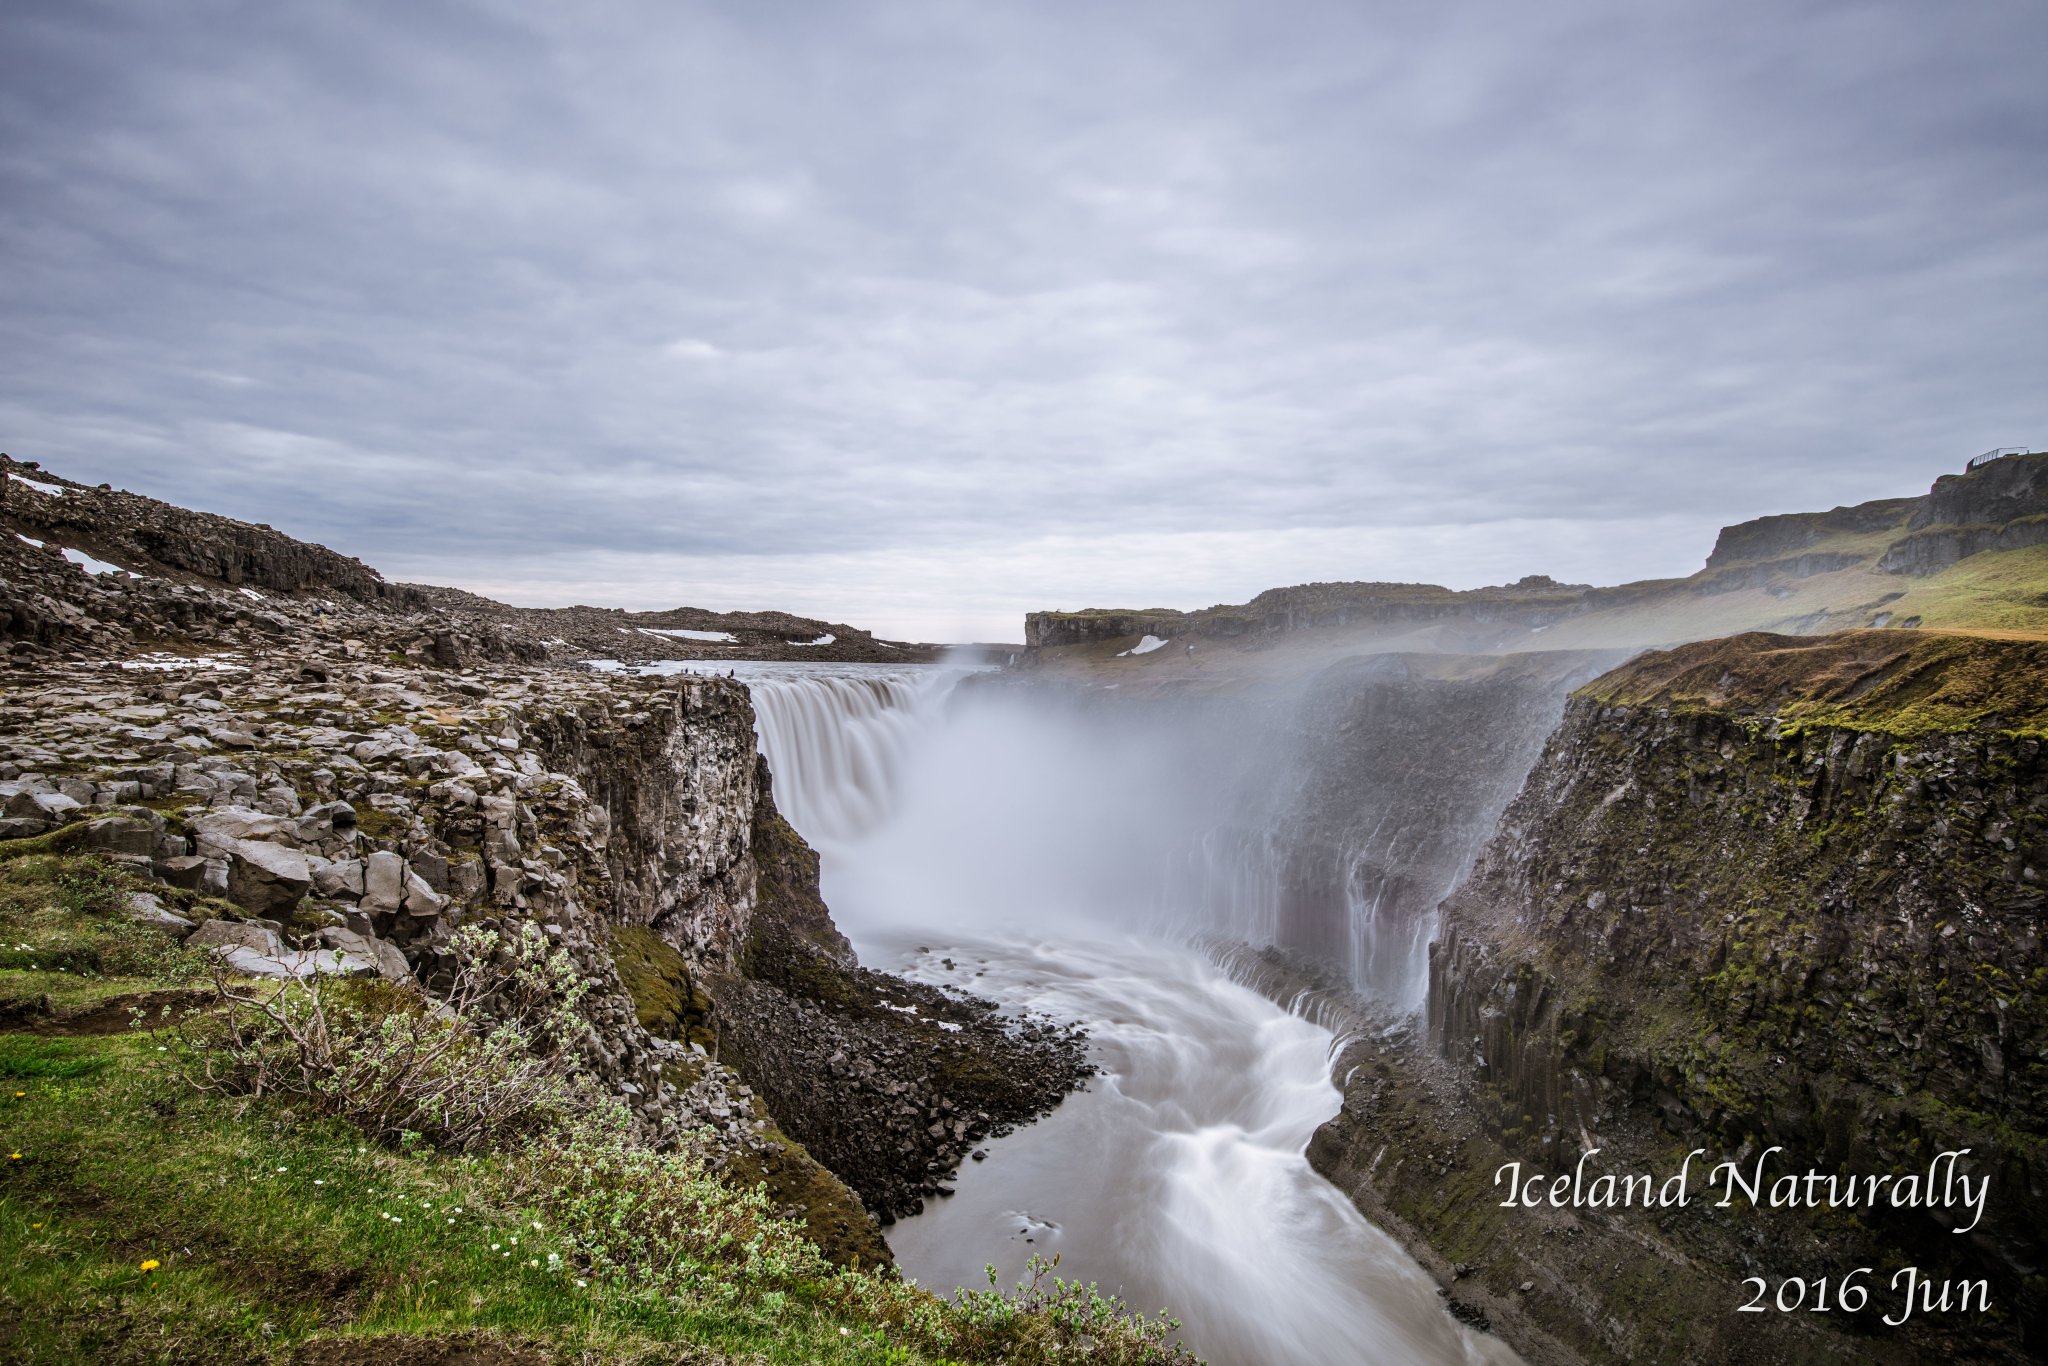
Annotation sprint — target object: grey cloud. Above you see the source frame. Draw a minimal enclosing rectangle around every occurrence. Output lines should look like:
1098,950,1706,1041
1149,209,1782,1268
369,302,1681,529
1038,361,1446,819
1,0,2043,605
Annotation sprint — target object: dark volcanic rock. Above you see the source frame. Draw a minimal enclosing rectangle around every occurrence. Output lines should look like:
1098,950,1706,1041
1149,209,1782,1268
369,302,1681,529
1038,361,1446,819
712,782,1091,1221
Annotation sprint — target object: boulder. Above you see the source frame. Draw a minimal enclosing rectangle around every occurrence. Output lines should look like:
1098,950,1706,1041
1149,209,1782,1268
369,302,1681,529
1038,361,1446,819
303,799,358,829
402,867,447,916
188,918,282,956
154,853,210,889
56,777,96,804
0,818,47,840
209,944,351,980
407,848,449,892
257,785,302,816
76,816,157,857
447,857,487,903
193,806,299,850
361,850,406,912
220,837,312,917
301,932,379,978
315,926,411,982
122,891,195,939
5,791,78,819
312,857,366,901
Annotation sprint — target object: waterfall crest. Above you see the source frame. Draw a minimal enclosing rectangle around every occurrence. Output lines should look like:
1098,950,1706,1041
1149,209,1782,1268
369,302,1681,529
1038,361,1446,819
748,671,937,847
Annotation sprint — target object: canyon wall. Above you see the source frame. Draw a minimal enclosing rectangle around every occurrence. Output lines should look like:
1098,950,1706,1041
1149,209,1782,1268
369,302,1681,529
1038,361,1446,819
1309,629,2048,1364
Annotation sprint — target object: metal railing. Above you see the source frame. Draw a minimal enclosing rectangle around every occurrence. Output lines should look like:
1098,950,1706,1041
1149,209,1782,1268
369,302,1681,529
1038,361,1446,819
1967,447,2032,472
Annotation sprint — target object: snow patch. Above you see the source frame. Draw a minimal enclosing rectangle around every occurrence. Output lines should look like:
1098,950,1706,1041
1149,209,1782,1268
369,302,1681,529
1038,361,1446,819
63,549,127,576
790,633,835,646
238,587,266,601
15,477,65,498
639,628,739,644
15,534,43,549
1116,635,1169,656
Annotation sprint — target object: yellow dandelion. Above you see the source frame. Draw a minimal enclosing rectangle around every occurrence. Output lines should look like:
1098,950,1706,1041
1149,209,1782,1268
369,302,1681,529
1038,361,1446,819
140,1259,160,1271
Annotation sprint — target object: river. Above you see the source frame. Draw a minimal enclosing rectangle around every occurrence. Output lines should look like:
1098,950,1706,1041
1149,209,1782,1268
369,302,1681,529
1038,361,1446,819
618,658,1524,1366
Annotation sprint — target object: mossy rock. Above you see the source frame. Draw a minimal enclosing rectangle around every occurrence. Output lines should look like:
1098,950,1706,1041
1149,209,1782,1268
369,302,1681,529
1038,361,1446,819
610,924,713,1046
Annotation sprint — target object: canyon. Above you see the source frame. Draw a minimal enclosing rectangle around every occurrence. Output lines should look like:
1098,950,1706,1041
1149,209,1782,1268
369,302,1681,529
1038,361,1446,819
7,449,2048,1363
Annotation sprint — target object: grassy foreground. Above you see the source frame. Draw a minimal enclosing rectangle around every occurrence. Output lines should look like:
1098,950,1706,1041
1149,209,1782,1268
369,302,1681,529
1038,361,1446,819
0,854,1195,1366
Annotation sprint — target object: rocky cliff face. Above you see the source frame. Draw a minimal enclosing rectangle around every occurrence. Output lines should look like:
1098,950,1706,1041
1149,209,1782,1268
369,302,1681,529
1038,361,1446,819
1308,629,2048,1364
1161,650,1627,995
0,455,1085,1271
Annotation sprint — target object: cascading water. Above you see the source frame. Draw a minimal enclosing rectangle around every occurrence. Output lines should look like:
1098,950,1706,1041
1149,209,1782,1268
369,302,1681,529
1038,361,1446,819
704,660,1534,1366
746,671,938,844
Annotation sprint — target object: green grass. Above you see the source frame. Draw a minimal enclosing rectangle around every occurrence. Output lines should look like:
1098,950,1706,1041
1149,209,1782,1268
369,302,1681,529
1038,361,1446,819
0,855,209,986
0,1037,862,1364
0,1037,106,1080
0,855,1196,1366
0,1031,1185,1366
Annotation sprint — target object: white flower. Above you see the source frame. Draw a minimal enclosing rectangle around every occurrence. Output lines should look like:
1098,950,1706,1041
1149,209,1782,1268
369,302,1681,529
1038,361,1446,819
491,1244,501,1251
276,1167,287,1173
314,1180,324,1186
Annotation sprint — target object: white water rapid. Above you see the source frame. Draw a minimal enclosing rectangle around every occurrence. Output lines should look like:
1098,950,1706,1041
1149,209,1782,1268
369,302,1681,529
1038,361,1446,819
660,660,1524,1366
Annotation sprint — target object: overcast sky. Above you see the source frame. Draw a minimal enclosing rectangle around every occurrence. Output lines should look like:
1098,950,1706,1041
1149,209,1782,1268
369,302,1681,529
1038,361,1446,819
3,0,2044,640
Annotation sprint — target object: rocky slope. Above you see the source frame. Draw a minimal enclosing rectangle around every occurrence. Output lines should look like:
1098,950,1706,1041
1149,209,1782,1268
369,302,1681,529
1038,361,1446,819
0,457,1086,1272
1020,450,2048,680
0,452,943,666
1306,629,2048,1364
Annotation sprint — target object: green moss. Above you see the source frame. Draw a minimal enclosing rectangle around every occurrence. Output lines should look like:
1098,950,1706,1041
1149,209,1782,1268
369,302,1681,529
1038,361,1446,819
610,924,714,1047
1578,629,2048,738
352,807,405,840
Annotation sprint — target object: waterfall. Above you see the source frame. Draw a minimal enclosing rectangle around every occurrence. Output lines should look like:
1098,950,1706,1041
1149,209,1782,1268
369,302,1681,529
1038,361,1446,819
712,657,1532,1365
712,650,1604,1009
747,671,939,848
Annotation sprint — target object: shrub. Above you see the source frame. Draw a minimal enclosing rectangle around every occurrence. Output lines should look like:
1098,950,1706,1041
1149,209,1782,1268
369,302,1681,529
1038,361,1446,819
511,1119,836,1293
174,921,598,1151
502,1120,1198,1365
0,854,205,983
